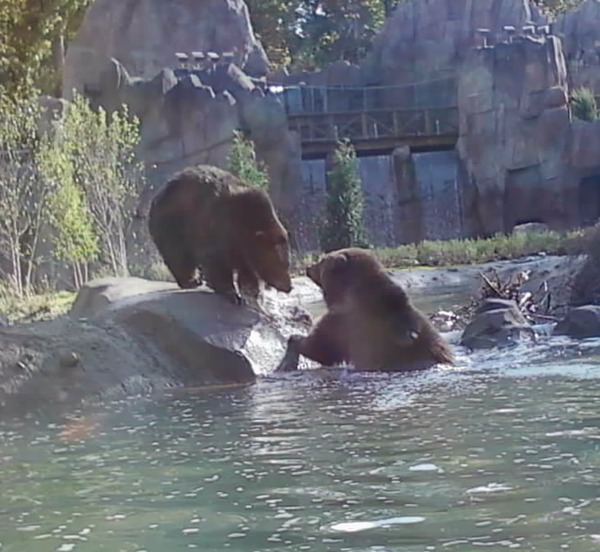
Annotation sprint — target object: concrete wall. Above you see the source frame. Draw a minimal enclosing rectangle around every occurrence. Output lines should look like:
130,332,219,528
413,150,464,241
296,148,464,252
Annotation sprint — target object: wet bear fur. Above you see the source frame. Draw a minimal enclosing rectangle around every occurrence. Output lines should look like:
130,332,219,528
277,247,455,372
148,164,292,304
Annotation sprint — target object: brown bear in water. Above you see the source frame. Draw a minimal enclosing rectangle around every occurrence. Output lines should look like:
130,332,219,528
276,247,455,372
148,164,292,305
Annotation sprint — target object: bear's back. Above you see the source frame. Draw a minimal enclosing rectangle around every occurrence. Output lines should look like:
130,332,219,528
329,251,454,369
157,164,244,203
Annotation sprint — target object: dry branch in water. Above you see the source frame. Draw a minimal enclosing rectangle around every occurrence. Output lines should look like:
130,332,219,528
429,267,557,332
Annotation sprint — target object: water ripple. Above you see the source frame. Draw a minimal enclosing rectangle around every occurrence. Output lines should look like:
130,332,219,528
0,337,599,550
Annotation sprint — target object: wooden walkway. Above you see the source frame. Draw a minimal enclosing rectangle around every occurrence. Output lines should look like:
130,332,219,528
287,105,459,156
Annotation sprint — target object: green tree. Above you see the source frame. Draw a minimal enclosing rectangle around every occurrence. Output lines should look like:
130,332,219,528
38,130,98,288
246,1,402,71
290,0,386,68
62,93,144,277
227,130,270,189
319,139,368,252
571,87,598,122
0,93,53,296
245,0,295,67
0,0,92,98
0,90,143,294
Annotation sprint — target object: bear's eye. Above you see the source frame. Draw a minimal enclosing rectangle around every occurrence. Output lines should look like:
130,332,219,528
409,330,419,341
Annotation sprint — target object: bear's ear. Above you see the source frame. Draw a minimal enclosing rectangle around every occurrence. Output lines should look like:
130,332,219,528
320,251,350,289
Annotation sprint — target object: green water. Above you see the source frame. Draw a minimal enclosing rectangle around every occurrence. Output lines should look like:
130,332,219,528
1,339,600,552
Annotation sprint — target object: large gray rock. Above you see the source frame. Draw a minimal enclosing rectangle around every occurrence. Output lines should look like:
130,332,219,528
368,0,546,86
569,118,600,177
62,0,270,99
460,298,536,349
0,278,311,416
570,245,600,307
553,305,600,338
554,0,600,93
457,35,576,236
70,277,179,317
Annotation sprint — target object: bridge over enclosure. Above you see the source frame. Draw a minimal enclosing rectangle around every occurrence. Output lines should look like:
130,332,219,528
270,77,460,157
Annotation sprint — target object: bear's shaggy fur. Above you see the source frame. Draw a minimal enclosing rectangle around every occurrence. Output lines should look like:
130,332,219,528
148,165,292,304
277,248,455,372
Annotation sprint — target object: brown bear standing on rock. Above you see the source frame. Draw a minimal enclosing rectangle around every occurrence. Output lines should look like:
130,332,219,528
148,165,292,305
276,248,455,372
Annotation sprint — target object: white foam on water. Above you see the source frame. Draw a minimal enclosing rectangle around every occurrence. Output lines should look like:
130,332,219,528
466,482,513,494
497,361,600,380
329,516,426,533
409,463,442,472
545,428,597,438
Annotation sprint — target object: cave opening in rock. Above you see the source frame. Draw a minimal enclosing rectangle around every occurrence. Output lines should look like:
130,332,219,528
578,174,600,227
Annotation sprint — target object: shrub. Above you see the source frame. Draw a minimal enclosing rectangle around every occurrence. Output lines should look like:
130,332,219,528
0,93,50,296
60,93,144,278
571,87,598,122
319,139,368,252
297,230,579,271
0,91,144,295
227,130,269,189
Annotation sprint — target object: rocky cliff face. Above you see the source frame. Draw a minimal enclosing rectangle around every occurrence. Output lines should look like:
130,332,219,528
554,0,600,93
60,0,600,253
368,0,547,85
62,0,270,99
290,0,600,242
457,34,576,235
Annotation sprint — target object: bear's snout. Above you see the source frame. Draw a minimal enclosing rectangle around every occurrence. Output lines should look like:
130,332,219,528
306,264,320,286
272,275,292,293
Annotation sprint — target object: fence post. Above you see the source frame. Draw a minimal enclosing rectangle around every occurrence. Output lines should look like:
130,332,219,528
424,109,431,135
361,112,369,139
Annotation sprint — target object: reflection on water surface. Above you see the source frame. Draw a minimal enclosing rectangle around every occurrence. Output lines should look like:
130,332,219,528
1,337,600,551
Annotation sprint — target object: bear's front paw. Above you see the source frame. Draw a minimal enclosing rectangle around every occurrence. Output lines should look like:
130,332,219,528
274,335,302,373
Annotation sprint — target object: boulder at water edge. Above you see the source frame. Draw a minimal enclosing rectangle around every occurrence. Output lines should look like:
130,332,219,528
460,298,536,350
0,278,311,416
553,305,600,339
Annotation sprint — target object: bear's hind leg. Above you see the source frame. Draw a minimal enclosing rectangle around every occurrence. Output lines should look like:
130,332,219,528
153,231,202,289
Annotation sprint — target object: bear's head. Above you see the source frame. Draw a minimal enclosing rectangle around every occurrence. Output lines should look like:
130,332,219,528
233,188,292,294
306,248,378,306
250,226,292,293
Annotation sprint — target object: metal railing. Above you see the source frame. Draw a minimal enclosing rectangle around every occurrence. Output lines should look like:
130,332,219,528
288,105,459,144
